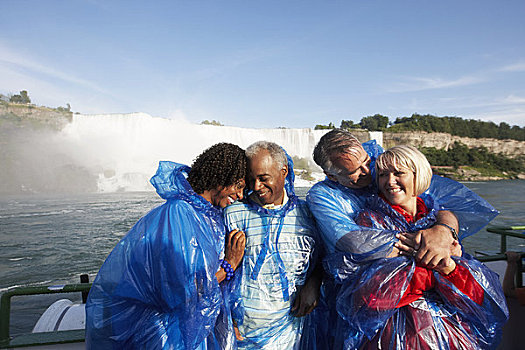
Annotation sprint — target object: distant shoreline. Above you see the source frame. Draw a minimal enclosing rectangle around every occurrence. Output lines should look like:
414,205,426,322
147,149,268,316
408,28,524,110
432,166,525,182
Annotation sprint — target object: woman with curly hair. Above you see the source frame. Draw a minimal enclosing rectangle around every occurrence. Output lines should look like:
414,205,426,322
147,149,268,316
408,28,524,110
86,143,248,349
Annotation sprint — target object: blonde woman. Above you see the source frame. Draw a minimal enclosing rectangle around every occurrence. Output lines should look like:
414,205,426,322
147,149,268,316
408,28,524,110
333,145,508,350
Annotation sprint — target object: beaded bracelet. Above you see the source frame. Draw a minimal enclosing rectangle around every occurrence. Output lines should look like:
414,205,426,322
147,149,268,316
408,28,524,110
220,259,235,281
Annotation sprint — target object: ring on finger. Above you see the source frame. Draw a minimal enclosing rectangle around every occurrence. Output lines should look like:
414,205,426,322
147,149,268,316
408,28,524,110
411,249,418,257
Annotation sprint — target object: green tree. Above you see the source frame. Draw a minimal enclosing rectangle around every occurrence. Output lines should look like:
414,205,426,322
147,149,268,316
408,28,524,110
201,120,223,126
314,122,335,130
498,122,511,139
9,90,31,104
360,114,389,131
421,142,524,174
340,120,358,129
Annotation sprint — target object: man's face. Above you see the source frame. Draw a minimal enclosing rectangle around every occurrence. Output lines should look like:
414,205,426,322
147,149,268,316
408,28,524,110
326,146,372,189
248,150,287,205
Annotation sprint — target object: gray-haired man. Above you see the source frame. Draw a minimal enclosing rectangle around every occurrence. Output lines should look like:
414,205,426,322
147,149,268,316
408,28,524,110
224,141,321,349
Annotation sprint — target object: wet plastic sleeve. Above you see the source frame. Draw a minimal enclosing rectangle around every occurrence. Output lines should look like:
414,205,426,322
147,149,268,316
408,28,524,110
426,175,499,239
306,183,394,261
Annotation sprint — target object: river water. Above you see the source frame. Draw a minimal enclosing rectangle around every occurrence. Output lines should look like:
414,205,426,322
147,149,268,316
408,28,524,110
1,180,524,335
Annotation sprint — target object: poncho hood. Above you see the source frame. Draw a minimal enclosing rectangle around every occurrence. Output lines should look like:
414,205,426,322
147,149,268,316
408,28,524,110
283,151,296,198
150,161,221,217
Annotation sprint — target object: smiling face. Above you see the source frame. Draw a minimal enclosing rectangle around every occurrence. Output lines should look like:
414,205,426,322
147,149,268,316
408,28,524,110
378,165,417,214
248,149,287,206
210,179,246,208
326,147,372,189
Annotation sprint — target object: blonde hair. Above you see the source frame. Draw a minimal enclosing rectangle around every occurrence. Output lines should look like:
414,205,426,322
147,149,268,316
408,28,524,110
375,145,432,196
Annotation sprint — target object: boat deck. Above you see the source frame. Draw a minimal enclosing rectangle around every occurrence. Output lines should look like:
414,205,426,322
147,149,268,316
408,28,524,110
484,260,525,350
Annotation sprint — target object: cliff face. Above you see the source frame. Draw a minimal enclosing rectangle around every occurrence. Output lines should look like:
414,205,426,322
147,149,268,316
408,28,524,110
0,103,94,194
0,102,72,130
384,131,525,159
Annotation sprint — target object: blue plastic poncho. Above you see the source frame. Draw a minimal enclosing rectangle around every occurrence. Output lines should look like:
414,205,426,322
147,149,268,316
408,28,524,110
86,161,235,349
328,194,508,349
223,153,320,349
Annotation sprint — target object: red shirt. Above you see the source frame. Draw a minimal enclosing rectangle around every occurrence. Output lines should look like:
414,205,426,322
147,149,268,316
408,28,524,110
374,196,485,307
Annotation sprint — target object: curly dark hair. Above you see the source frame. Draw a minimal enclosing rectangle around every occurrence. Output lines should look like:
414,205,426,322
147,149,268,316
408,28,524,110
187,143,247,194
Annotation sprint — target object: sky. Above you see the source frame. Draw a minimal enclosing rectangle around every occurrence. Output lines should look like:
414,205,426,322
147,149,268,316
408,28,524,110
1,0,524,128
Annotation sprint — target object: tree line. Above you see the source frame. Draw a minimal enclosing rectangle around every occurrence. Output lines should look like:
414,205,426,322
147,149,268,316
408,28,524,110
315,113,525,141
421,142,524,174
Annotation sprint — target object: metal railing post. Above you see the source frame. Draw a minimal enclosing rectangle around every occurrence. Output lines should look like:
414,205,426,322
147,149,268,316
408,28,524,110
0,291,12,347
0,283,92,348
517,254,523,288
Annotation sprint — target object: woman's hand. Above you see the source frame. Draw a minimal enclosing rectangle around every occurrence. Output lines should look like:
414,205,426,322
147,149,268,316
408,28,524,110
224,229,246,270
216,229,246,283
394,232,418,256
386,246,401,258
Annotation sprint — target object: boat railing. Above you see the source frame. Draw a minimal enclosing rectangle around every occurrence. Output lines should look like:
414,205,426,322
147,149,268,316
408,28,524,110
1,226,523,348
0,283,91,348
476,225,525,288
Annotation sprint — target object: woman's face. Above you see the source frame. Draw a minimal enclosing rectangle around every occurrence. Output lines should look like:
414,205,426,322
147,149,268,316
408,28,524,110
378,165,416,208
211,179,246,208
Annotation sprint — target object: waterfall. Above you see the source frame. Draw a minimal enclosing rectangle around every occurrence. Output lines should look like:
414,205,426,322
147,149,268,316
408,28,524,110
368,131,383,147
58,113,330,192
3,112,381,193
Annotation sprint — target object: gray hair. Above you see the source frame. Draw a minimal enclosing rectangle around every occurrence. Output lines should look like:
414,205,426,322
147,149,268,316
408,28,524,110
246,141,287,168
313,128,363,173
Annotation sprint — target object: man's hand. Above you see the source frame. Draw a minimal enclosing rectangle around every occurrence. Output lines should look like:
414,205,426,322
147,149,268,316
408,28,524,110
224,229,246,270
450,240,462,256
233,320,244,341
415,224,457,268
291,264,322,317
433,256,457,275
